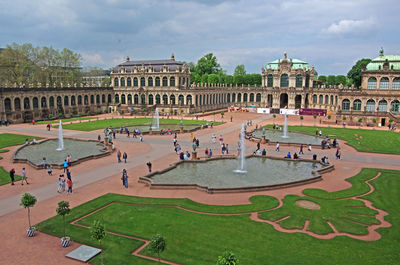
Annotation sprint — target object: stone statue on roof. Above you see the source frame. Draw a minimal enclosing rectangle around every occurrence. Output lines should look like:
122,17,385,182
379,47,384,56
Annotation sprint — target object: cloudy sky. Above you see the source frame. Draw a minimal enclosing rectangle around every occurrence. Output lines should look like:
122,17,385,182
1,0,399,75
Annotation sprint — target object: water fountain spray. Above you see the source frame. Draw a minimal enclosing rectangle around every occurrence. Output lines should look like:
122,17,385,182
56,120,64,151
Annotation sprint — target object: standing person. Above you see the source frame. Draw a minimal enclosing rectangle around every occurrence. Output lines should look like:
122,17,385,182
47,124,51,131
123,152,128,163
122,169,128,188
146,161,152,172
219,135,223,145
336,148,341,159
117,150,122,163
209,149,213,158
308,144,312,152
67,155,71,167
61,175,66,193
276,142,280,152
226,144,229,154
98,135,101,141
47,165,53,176
190,133,194,142
112,129,116,139
66,178,73,194
212,134,216,144
196,138,199,147
230,116,233,122
139,134,143,142
257,141,261,151
57,175,63,193
20,168,29,185
66,168,71,181
299,144,304,154
41,157,47,169
9,168,15,185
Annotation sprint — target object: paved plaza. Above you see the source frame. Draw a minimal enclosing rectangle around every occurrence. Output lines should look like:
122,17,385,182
0,112,399,264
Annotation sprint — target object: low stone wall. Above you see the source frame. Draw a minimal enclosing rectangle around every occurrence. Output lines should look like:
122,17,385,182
139,155,334,194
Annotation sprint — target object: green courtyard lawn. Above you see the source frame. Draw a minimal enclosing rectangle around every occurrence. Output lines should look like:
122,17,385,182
37,168,400,265
36,117,96,124
0,166,22,185
0,133,42,149
264,125,400,155
58,118,223,131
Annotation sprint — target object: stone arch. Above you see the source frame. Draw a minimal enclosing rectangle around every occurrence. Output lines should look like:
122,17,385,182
49,97,54,108
141,94,146,104
367,77,377,89
114,78,119,87
64,96,69,106
186,95,192,105
155,94,161,104
127,77,132,87
127,94,132,105
280,74,289,87
178,94,184,105
353,99,362,111
71,96,76,106
84,95,89,105
148,94,154,105
148,77,153,87
14,98,21,111
295,95,302,109
41,97,47,108
366,99,375,112
393,77,400,90
170,94,176,105
4,98,11,111
227,93,231,103
342,99,350,111
96,94,100,104
120,77,125,87
319,95,323,104
23,97,30,110
295,74,302,88
390,100,399,113
379,77,389,90
162,94,168,105
114,94,119,104
237,93,242,103
108,94,112,104
140,77,145,87
243,93,248,102
134,94,139,104
121,94,126,104
378,100,387,112
162,76,168,87
102,94,106,103
312,94,317,104
90,95,95,104
155,77,160,87
250,93,255,102
33,97,39,109
280,93,288,108
133,77,138,87
170,77,175,87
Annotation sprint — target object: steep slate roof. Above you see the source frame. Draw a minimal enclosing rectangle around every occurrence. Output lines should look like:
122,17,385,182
114,58,185,73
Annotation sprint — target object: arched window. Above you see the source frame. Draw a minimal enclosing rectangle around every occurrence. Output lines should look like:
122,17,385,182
121,94,126,104
84,95,89,105
96,95,100,104
319,95,323,104
148,77,153,87
49,97,54,108
330,95,334,105
378,100,387,112
148,94,154,105
186,95,192,105
367,77,377,89
393,78,400,90
267,74,273,87
4,98,11,111
366,99,375,112
134,94,139,104
107,94,112,103
41,97,47,108
120,77,125,87
243,93,248,102
133,77,138,87
170,94,176,105
14,98,21,110
312,94,317,104
156,94,161,104
380,77,389,90
114,78,119,87
33,97,39,109
390,100,400,113
71,96,76,106
24,97,30,109
102,94,106,103
64,96,69,106
227,93,231,103
170,77,175,87
256,93,261,102
114,94,119,104
237,93,242,102
280,74,289,87
140,77,145,87
305,75,310,87
250,93,254,102
128,94,132,104
163,95,168,105
325,95,329,104
90,95,94,104
162,77,168,86
155,77,160,87
342,99,350,111
295,75,303,88
127,77,132,87
353,99,362,111
232,93,236,103
141,94,145,104
178,95,184,105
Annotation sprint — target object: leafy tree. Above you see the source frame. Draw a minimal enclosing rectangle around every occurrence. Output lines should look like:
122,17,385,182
300,115,304,126
233,75,243,86
335,75,347,86
318,75,327,83
20,193,37,229
234,64,246,76
194,53,221,76
90,220,106,265
224,75,234,86
208,74,220,84
201,73,209,85
327,75,336,86
56,201,71,238
149,234,166,265
347,58,371,87
217,251,239,265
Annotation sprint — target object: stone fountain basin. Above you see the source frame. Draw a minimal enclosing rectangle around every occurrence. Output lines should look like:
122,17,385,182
121,124,201,133
249,129,324,146
139,156,334,193
13,138,111,169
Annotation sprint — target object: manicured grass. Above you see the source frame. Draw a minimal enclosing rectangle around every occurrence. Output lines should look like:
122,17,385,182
36,117,96,124
58,118,223,131
0,166,22,185
264,125,400,154
0,133,42,149
37,169,400,265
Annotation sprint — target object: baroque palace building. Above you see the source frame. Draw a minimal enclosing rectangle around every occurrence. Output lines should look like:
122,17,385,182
0,51,399,124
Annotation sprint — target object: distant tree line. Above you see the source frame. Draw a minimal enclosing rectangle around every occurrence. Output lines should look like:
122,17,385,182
187,53,262,86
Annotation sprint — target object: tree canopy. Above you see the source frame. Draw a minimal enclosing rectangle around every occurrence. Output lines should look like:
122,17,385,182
347,58,371,88
234,64,246,76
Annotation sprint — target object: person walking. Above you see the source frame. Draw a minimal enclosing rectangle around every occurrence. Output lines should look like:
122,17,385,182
299,144,304,154
209,149,213,158
117,150,122,163
66,178,73,194
60,175,66,193
57,175,63,193
146,161,152,172
276,142,280,152
140,134,143,142
123,152,128,163
21,168,29,185
9,168,15,185
122,169,128,188
66,168,72,181
67,155,71,167
63,160,68,173
336,148,341,159
257,141,261,151
308,144,312,152
47,165,53,176
190,133,194,142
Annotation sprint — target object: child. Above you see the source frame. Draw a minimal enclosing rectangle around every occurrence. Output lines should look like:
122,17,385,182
47,165,53,176
67,178,73,194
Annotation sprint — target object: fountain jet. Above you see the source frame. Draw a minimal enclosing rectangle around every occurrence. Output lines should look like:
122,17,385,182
56,120,64,151
234,123,247,173
282,112,289,138
152,108,160,129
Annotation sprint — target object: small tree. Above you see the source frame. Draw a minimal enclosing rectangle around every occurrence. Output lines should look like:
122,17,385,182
58,112,63,118
372,118,377,123
343,116,347,121
149,234,166,265
217,251,239,265
180,109,184,117
48,113,53,119
313,115,317,126
300,115,304,126
69,113,73,118
87,110,91,115
389,119,394,124
327,115,331,120
56,201,71,239
120,109,125,115
78,112,83,117
213,112,216,121
358,118,363,123
20,193,37,230
90,220,106,265
221,111,225,118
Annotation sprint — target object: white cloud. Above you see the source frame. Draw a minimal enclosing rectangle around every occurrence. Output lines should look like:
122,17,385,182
82,53,105,65
324,17,376,35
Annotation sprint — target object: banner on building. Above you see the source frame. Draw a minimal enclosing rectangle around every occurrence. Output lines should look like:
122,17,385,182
280,109,299,115
257,108,270,114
